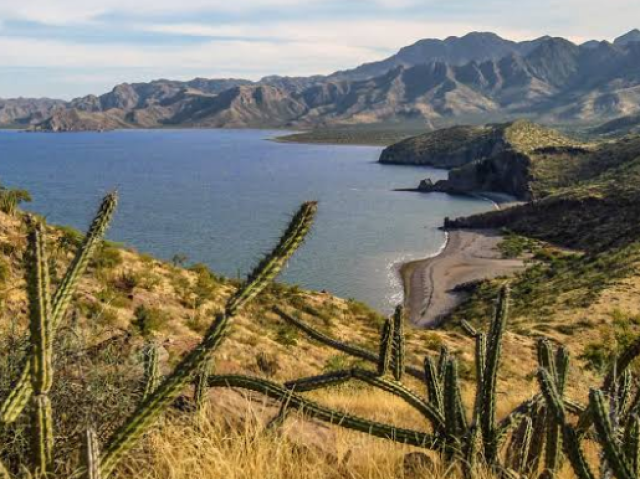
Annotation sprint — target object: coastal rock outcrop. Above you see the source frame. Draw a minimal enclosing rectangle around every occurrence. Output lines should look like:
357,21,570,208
385,120,587,200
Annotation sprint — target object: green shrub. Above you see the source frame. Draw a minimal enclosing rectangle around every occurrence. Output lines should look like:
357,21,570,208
92,244,123,270
132,305,171,337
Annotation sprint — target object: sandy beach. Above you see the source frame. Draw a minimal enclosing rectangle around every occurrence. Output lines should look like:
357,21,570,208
401,229,525,328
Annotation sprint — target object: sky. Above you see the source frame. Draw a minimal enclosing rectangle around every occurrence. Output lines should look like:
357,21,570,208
0,0,638,100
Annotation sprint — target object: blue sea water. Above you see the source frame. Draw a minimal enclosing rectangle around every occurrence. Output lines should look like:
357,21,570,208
0,129,494,313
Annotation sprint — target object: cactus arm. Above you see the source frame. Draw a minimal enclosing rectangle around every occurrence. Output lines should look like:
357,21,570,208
0,194,118,426
538,369,566,425
350,369,445,431
378,319,394,377
81,429,102,479
424,357,444,414
225,202,317,315
545,421,563,477
444,359,467,438
480,285,509,461
563,425,596,479
284,370,353,392
285,369,445,431
100,202,317,476
555,347,570,394
537,339,558,384
515,417,533,474
142,343,160,401
460,320,478,337
194,356,214,411
272,307,425,380
206,374,444,450
618,370,632,416
590,389,634,479
26,223,54,474
391,306,405,382
604,337,640,391
464,425,482,474
437,346,450,381
473,333,486,422
0,365,33,423
624,415,640,477
51,192,118,329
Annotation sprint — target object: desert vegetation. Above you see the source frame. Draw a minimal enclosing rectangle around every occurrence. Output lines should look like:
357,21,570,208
0,192,638,479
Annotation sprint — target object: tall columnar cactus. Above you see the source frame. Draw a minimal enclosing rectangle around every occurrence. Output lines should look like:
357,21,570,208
0,196,315,477
0,193,118,425
535,339,571,479
99,201,317,477
26,221,55,474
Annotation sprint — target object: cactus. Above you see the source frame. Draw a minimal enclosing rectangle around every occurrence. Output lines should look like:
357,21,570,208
26,221,55,474
0,193,118,425
99,202,317,476
0,196,315,478
213,284,569,474
377,318,394,377
81,429,102,479
194,356,214,411
590,389,635,479
391,305,405,382
142,342,160,401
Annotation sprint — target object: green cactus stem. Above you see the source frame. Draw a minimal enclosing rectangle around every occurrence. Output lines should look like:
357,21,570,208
194,356,214,411
81,429,102,479
377,318,394,377
99,202,317,477
590,389,634,479
142,343,160,401
207,374,444,450
391,306,405,382
0,193,118,426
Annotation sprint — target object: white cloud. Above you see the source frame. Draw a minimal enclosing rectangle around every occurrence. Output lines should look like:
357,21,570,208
143,19,527,51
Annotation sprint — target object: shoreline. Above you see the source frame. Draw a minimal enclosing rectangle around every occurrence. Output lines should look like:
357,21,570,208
401,228,525,328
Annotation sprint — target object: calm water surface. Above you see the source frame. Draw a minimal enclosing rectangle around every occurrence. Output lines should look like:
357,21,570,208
0,129,494,312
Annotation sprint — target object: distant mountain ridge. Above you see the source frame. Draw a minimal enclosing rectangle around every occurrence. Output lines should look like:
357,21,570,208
3,29,640,131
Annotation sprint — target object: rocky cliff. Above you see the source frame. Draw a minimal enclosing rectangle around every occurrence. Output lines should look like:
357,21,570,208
385,120,585,200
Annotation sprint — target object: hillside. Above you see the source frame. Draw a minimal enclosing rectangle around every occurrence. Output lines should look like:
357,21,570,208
384,120,589,199
3,29,640,132
445,133,640,249
593,112,640,136
2,186,632,477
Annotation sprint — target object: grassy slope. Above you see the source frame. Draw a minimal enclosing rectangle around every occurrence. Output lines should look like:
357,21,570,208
443,134,640,385
0,206,595,477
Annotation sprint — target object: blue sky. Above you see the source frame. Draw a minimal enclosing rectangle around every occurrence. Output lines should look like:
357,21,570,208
0,0,638,99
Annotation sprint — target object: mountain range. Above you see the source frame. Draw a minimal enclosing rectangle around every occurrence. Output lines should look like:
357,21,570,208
3,29,640,131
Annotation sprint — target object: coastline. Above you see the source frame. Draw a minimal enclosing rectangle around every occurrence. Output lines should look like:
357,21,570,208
401,227,525,328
